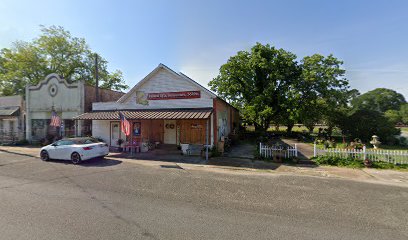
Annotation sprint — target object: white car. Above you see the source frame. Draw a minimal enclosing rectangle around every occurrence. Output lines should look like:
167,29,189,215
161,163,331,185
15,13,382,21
40,137,109,164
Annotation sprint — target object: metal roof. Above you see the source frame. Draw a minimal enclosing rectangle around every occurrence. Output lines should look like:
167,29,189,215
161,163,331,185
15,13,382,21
73,108,213,120
0,107,20,116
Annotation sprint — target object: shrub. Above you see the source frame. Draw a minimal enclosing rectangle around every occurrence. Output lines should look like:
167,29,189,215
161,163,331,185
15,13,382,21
370,161,408,170
15,139,29,146
314,155,408,169
313,156,364,168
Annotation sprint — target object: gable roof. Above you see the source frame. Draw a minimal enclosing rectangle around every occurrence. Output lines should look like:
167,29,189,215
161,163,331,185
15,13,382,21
117,63,217,103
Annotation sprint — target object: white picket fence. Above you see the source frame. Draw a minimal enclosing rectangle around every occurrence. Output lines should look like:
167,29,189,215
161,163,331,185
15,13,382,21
314,143,408,165
259,143,298,159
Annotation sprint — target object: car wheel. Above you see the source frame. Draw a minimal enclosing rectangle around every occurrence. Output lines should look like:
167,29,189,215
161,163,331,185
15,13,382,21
71,152,82,164
40,150,49,161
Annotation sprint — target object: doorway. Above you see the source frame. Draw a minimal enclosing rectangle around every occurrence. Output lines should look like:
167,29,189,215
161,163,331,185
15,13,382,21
110,121,121,147
163,120,176,144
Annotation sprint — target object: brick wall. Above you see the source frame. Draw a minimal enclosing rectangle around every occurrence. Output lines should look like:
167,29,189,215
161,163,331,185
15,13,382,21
84,85,125,112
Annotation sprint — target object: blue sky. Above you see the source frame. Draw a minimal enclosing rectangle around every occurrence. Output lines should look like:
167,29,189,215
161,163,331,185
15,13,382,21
1,0,407,98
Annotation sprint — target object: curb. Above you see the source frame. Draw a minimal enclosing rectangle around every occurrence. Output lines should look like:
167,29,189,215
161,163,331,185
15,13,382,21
0,148,39,158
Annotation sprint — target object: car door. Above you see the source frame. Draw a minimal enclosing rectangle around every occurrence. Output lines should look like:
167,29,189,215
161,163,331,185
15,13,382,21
48,140,73,160
47,140,63,159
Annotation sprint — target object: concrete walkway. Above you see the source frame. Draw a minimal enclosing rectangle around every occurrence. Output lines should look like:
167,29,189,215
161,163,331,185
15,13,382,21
280,138,314,159
1,145,407,187
224,142,256,159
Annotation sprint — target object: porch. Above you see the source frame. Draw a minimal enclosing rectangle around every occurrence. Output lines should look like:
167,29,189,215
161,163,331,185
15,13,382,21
109,144,206,164
74,108,214,157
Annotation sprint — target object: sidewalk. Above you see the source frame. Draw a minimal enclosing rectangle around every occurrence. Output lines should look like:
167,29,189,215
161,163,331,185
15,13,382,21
1,146,407,187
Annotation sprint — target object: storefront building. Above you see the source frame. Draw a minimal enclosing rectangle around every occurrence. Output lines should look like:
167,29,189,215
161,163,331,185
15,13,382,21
0,95,25,143
26,73,124,143
74,64,239,149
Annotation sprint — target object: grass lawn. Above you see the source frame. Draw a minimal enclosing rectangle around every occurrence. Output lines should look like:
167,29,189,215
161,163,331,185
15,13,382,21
398,127,408,133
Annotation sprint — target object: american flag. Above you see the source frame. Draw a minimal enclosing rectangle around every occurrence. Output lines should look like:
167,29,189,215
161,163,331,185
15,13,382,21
50,111,61,127
119,112,131,136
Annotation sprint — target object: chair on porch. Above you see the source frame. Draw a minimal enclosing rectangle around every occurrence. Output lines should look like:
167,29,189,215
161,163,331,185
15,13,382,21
123,140,140,155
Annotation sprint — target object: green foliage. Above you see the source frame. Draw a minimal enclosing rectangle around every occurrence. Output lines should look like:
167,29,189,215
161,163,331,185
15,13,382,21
0,25,128,96
313,156,364,168
370,161,408,170
314,155,408,169
209,43,352,133
338,109,400,144
297,54,351,132
209,43,300,132
384,109,402,125
400,104,408,124
351,88,406,113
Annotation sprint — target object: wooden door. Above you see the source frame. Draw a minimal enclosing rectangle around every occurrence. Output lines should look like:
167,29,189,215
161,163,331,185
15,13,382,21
163,120,176,144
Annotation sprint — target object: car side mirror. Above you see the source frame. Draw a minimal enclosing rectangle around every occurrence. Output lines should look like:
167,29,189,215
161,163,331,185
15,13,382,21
51,143,57,147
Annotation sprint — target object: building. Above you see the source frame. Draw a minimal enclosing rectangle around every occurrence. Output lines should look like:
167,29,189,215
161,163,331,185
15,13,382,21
74,64,239,149
0,95,25,143
26,73,124,143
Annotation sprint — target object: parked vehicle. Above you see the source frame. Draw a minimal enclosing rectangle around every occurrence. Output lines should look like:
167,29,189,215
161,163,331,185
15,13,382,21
40,137,109,164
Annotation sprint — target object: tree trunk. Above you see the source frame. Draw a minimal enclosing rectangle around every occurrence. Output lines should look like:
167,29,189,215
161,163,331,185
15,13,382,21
327,125,333,137
286,122,294,134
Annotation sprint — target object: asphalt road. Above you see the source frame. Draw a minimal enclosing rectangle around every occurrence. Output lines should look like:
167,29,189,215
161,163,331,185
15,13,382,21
0,151,407,240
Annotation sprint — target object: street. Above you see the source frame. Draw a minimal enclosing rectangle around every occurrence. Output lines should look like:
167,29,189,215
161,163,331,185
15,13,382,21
0,150,407,240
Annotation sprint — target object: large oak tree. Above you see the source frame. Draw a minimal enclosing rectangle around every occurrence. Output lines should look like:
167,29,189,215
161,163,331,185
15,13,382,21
209,43,300,131
209,43,353,133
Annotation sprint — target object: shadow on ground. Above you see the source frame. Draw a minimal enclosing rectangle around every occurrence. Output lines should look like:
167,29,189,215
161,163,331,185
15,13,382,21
44,157,123,167
80,157,122,167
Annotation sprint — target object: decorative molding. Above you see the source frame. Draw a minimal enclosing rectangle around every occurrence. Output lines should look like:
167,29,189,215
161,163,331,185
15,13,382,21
28,73,79,91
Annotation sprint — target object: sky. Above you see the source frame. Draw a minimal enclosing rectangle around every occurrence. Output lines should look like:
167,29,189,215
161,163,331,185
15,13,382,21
1,0,408,98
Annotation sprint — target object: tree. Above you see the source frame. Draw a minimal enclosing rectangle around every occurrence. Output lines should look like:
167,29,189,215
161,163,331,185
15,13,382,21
351,88,406,113
0,25,128,96
338,109,400,144
296,54,351,133
384,109,402,125
209,43,300,132
400,104,408,124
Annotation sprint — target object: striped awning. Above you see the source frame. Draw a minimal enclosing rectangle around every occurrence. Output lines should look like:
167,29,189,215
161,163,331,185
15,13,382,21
73,108,213,120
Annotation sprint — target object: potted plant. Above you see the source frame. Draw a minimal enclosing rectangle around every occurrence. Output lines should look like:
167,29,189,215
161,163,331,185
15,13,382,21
364,158,372,167
116,139,124,152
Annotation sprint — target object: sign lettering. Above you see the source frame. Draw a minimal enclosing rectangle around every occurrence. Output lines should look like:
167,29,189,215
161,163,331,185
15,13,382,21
147,91,201,100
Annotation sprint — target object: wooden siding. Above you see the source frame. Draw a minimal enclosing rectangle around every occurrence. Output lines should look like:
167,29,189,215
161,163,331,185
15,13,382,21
179,119,207,145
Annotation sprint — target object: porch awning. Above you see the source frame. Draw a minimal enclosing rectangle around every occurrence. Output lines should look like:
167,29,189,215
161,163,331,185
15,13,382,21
73,108,213,120
0,107,20,117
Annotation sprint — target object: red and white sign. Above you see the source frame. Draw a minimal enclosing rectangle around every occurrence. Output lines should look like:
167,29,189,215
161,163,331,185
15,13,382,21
147,91,200,100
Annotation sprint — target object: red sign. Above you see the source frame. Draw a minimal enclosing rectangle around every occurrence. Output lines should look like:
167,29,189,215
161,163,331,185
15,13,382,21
147,91,200,100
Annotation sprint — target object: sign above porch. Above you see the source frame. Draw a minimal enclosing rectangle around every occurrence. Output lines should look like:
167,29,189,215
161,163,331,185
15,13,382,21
147,91,200,100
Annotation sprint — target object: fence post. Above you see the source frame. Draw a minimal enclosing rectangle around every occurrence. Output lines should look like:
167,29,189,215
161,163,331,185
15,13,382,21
363,145,366,160
313,143,317,157
259,142,262,156
295,144,298,157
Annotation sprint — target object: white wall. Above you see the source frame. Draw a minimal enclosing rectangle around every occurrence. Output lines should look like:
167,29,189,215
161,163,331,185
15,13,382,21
94,68,213,111
92,120,110,144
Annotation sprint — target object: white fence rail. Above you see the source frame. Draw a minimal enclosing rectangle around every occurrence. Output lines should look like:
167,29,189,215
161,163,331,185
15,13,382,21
313,143,408,165
259,143,298,159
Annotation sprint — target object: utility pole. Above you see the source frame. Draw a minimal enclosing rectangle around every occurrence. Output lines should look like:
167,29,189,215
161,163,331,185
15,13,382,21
95,53,99,102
